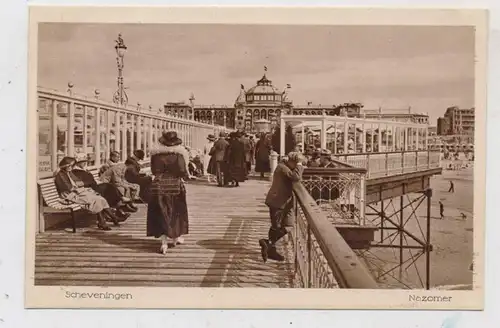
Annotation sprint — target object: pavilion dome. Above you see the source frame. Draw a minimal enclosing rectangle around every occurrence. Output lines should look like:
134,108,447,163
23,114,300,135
245,74,283,104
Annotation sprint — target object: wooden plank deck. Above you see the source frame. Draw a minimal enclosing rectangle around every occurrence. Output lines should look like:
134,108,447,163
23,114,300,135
35,179,295,288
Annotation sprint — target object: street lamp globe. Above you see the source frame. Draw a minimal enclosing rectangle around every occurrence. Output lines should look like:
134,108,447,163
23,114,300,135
115,33,127,58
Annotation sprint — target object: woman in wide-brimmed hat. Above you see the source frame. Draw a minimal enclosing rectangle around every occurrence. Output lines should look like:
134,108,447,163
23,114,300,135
53,156,123,230
71,153,133,220
147,131,190,254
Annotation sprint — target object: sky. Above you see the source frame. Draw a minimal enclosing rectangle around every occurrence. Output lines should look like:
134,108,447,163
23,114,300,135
37,23,475,124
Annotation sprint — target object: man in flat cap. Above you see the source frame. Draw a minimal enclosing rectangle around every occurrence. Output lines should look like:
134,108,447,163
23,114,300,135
318,149,336,168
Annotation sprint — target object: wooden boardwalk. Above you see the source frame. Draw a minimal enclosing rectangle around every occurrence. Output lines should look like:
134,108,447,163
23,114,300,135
35,179,295,288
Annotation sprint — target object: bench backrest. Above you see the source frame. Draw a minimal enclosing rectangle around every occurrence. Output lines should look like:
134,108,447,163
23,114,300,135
37,178,62,207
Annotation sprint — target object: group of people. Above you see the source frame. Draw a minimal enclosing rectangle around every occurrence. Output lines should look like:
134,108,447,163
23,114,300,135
202,131,255,187
52,124,342,260
53,130,192,254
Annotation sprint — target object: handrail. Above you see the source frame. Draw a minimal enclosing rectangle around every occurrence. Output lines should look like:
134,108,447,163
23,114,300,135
336,149,440,156
304,167,368,175
38,87,228,130
292,181,378,288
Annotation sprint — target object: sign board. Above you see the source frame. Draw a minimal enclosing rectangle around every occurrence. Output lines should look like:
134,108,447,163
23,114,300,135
38,155,52,174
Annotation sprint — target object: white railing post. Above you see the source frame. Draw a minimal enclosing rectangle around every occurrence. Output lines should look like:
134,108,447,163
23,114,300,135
68,101,75,157
95,106,101,166
269,150,279,181
115,112,121,153
50,99,58,171
360,174,366,225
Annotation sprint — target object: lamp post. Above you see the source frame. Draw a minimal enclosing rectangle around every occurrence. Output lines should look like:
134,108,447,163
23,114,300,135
113,33,128,107
211,109,215,125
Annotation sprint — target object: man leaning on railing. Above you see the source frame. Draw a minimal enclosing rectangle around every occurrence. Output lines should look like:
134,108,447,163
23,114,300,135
259,151,305,262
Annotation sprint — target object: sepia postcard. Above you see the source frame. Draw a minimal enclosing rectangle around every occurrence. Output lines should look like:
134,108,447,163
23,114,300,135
25,6,488,309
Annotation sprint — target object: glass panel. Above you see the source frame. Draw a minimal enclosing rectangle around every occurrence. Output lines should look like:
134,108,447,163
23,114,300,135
109,111,117,153
125,114,132,157
119,113,124,155
85,107,97,166
100,109,108,163
38,98,53,176
74,105,85,154
56,102,69,164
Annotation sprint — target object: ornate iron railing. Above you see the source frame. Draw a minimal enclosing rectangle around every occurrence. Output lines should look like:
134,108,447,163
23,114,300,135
334,150,441,179
289,181,378,288
300,167,367,226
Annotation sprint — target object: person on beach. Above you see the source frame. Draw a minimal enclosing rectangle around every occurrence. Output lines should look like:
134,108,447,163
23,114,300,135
448,180,455,193
259,151,304,262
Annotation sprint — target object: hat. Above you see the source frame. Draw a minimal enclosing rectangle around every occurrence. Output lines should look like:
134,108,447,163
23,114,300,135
159,131,182,147
74,152,88,163
58,156,76,168
207,134,216,141
319,149,332,156
133,149,145,160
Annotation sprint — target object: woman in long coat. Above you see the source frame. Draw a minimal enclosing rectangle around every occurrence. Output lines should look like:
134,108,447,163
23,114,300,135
147,131,190,255
225,131,247,187
54,157,123,230
254,132,271,178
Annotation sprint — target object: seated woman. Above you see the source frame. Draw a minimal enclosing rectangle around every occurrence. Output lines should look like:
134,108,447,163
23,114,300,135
53,156,124,230
72,153,133,220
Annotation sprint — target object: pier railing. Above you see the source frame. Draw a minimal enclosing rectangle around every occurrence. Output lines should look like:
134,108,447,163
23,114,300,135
334,150,441,179
291,177,378,288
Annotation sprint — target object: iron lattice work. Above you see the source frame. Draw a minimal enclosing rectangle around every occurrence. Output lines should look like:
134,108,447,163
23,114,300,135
289,201,339,288
355,189,433,289
301,170,366,226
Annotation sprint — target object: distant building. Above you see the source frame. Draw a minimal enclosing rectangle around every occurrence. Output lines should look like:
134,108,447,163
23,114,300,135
437,117,448,135
362,109,429,124
161,70,430,132
443,106,475,136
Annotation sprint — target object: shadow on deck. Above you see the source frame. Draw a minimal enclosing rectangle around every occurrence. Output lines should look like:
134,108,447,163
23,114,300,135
35,180,295,288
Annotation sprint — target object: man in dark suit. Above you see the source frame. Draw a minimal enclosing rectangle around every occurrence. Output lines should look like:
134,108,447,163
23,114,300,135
259,151,304,262
124,149,153,203
212,131,230,186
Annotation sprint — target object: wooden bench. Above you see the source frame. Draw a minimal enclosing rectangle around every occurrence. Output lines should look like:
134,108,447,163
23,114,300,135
38,177,85,233
37,161,151,234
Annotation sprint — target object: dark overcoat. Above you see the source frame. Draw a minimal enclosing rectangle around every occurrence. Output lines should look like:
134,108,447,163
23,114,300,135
225,138,247,182
146,145,189,239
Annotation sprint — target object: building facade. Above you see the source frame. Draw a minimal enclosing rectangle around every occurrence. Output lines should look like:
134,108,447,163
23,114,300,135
163,72,430,133
436,106,475,137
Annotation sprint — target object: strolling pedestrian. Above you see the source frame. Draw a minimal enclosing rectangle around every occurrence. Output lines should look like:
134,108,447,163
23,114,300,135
259,151,304,262
147,131,190,255
439,201,444,219
448,180,455,193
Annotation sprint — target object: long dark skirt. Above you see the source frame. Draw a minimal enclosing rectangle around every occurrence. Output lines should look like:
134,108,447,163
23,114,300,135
92,183,122,207
207,156,217,175
255,158,271,173
228,163,247,182
146,183,189,239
